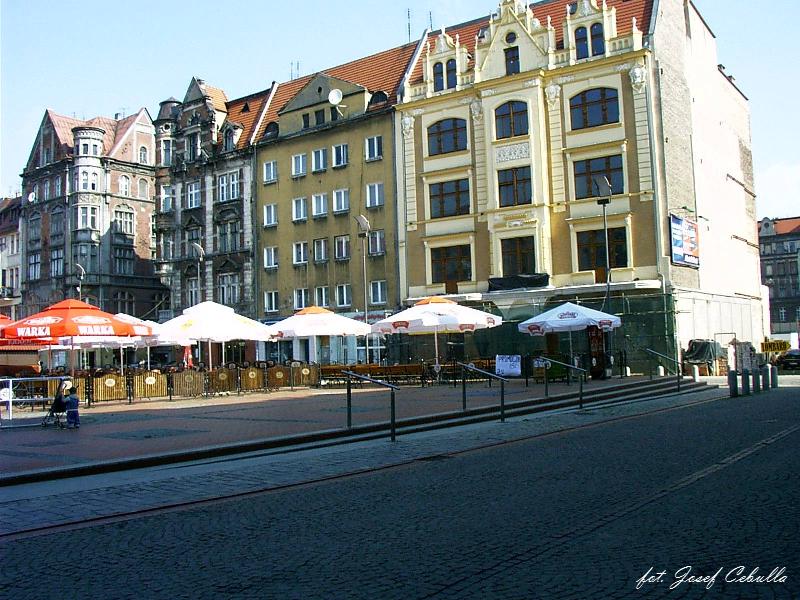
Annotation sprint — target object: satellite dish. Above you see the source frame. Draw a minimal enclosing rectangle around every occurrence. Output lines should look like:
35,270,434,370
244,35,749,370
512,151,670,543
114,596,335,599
27,192,35,203
328,89,343,105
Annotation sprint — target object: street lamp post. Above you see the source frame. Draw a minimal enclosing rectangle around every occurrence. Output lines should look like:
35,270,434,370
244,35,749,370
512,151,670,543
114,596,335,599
75,263,86,302
593,176,613,310
355,215,371,364
190,242,205,304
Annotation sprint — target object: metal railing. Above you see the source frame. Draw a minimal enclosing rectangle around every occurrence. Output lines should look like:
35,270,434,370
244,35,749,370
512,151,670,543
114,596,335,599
342,370,401,441
456,362,510,422
645,348,682,391
532,357,588,409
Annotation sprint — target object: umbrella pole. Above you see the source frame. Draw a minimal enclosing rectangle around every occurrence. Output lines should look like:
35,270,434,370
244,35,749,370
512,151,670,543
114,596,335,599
119,346,124,375
207,339,212,371
147,346,151,370
222,342,226,367
434,327,440,367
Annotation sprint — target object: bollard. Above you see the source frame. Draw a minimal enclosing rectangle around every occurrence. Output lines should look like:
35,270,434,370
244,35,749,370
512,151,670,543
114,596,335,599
390,389,396,442
727,369,739,397
657,365,665,377
771,365,779,388
692,365,700,382
752,368,761,393
624,366,631,377
741,368,751,395
761,365,770,391
579,375,584,409
461,368,467,412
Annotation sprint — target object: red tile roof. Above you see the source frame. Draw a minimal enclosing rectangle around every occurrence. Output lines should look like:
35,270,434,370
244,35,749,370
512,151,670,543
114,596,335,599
773,217,800,235
45,110,144,157
225,90,273,150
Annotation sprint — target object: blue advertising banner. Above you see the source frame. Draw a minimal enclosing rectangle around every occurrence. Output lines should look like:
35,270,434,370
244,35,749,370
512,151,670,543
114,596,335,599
670,214,700,267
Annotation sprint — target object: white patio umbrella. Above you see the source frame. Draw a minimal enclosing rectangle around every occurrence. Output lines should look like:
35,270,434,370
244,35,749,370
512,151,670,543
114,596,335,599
517,301,621,363
372,296,502,367
156,301,276,370
270,306,371,338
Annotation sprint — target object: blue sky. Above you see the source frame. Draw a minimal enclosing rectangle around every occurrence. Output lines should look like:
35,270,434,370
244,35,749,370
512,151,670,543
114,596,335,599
1,0,795,218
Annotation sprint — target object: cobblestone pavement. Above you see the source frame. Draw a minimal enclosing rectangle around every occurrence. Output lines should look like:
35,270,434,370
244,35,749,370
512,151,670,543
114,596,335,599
1,383,798,598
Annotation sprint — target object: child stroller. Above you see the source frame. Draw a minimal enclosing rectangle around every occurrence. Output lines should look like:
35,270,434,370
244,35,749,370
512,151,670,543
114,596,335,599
42,394,67,429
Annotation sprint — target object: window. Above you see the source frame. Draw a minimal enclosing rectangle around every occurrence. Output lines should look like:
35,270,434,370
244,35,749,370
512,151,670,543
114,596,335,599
778,307,786,321
302,114,310,129
91,173,99,191
365,136,383,161
264,291,279,313
119,176,131,196
81,172,89,191
591,23,605,56
505,46,520,75
114,291,135,315
161,140,173,166
28,214,41,240
217,273,240,305
113,208,135,235
573,154,624,199
160,185,174,212
292,197,308,222
263,204,278,227
291,153,307,177
313,238,328,262
368,230,385,255
138,178,148,199
433,62,444,92
501,236,535,275
139,146,148,164
50,248,64,277
187,181,201,208
43,180,50,200
264,246,278,269
370,280,388,305
333,189,350,213
54,177,62,197
216,220,239,252
575,27,588,60
430,179,470,218
312,148,328,172
427,118,467,156
446,59,457,89
366,182,384,208
577,227,628,273
314,109,325,126
27,252,41,280
498,166,532,207
315,286,330,307
329,107,339,122
82,143,89,155
114,247,134,275
217,171,239,202
77,205,99,229
294,288,309,310
159,233,174,260
187,133,200,161
312,193,328,218
431,245,471,284
263,160,278,183
223,129,235,152
334,235,350,260
264,122,279,139
187,277,199,307
570,88,619,130
50,209,65,235
332,143,349,168
186,227,202,255
336,283,352,307
495,101,529,139
293,241,308,265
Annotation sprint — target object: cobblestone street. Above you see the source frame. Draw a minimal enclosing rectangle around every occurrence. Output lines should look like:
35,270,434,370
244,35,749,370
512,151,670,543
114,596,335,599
2,386,798,599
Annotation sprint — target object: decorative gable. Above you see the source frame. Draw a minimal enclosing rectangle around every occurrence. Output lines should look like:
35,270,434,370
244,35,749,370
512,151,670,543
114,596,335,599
423,27,471,96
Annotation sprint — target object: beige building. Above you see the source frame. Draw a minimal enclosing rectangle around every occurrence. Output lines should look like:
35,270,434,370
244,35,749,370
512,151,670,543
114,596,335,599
394,0,765,365
254,45,416,363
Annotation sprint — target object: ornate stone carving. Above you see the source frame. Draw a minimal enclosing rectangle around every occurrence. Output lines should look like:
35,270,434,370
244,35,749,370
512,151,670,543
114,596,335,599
495,142,530,162
481,88,497,97
545,83,561,108
470,100,483,124
524,78,541,88
578,0,592,17
629,65,647,93
401,114,414,137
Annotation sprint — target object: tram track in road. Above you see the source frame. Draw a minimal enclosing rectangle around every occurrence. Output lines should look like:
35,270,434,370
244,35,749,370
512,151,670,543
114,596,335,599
1,388,731,543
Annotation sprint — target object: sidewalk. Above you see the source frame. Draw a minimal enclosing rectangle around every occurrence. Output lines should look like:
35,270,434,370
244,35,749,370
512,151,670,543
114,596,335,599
1,374,694,480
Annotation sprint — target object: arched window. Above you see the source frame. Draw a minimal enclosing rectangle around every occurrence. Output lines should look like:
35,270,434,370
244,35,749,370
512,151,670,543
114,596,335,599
224,129,235,151
264,122,279,140
433,62,444,92
139,146,148,164
138,178,148,199
90,173,98,191
81,172,89,191
369,90,388,105
446,59,457,89
119,175,130,196
50,207,65,236
495,101,529,139
591,23,605,56
575,26,588,60
28,213,41,241
427,118,467,156
569,88,619,130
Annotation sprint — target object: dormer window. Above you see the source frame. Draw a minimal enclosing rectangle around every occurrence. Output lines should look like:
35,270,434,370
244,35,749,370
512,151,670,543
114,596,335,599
575,27,589,60
433,62,444,92
446,59,457,89
224,129,235,152
505,47,520,75
315,109,325,126
264,122,279,140
591,23,605,56
139,146,148,164
302,113,310,129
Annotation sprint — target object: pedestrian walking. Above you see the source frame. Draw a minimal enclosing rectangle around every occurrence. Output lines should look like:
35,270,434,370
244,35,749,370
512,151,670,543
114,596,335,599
65,386,80,429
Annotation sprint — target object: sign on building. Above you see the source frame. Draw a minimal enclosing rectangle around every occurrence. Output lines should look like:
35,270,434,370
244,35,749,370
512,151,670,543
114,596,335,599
670,214,700,267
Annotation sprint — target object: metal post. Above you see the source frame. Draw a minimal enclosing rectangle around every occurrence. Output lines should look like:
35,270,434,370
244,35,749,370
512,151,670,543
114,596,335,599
579,374,584,409
390,389,396,442
544,366,549,398
346,376,352,429
461,367,467,411
752,368,761,393
500,380,505,423
771,365,778,388
677,364,681,392
741,368,751,395
524,354,529,388
727,369,739,397
761,365,770,391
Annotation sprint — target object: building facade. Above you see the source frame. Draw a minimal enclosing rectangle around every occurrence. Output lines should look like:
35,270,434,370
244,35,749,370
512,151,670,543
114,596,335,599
0,196,22,319
759,217,800,342
19,110,167,319
394,0,765,363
